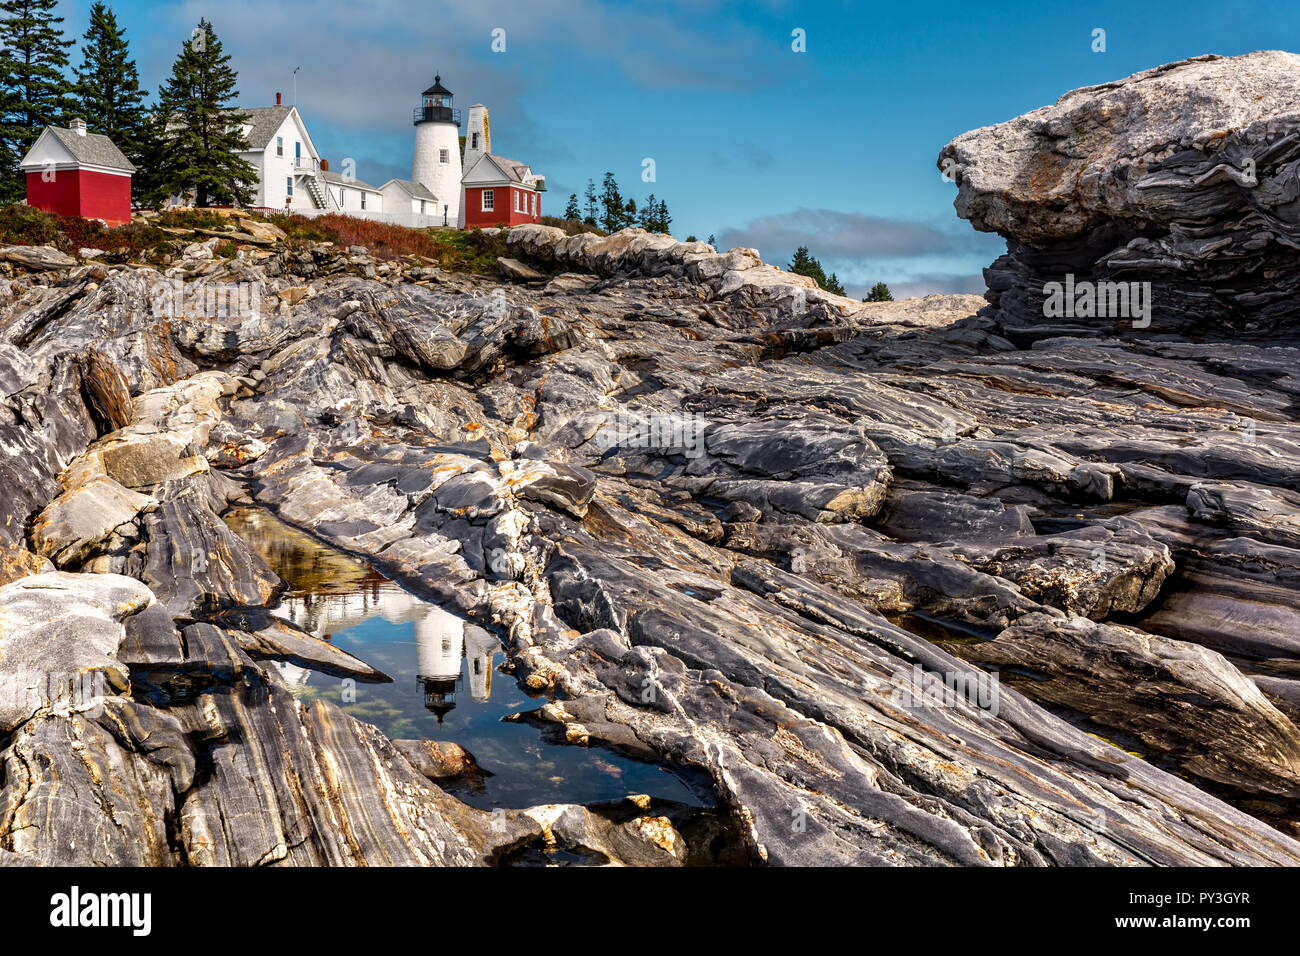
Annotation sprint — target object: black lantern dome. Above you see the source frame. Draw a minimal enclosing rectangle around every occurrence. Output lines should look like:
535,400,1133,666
414,75,460,126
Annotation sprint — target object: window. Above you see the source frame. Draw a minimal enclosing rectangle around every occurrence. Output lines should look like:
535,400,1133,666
420,200,426,214
531,193,537,215
514,190,521,212
360,192,366,209
276,136,283,157
295,142,301,165
439,149,449,164
286,177,293,197
471,132,479,149
482,189,494,211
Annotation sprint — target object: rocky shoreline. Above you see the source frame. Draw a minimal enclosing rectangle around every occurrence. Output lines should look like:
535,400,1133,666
2,51,1300,866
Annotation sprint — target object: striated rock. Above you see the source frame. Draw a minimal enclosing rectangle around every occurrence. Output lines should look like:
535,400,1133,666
941,50,1300,339
0,572,146,731
78,348,133,434
29,475,157,567
0,245,76,270
958,613,1300,796
497,257,545,281
2,147,1300,867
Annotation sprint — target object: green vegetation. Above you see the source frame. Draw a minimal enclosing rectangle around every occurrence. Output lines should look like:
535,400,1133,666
538,214,605,236
0,204,545,277
0,0,77,200
142,18,257,207
787,245,845,295
73,3,146,165
863,282,894,302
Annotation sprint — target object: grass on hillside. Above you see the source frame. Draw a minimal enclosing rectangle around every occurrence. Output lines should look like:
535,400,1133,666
0,205,542,275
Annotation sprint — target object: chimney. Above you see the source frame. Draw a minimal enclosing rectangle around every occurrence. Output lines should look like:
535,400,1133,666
320,159,329,172
276,92,282,106
70,118,87,137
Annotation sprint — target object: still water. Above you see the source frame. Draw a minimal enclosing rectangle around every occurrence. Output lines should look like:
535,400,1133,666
223,507,703,811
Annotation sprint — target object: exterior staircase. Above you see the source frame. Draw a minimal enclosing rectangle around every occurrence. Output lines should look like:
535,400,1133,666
299,167,341,211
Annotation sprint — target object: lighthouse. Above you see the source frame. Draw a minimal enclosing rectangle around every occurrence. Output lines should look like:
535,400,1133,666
414,604,465,723
412,75,462,225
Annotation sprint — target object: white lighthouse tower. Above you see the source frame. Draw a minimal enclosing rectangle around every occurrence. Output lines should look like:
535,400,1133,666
412,75,461,225
414,604,466,723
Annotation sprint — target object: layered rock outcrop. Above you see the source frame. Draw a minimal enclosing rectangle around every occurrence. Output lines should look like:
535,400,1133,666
941,50,1300,341
3,60,1300,863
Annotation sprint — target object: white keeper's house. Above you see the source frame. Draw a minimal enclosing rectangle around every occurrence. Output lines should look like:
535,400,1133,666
219,76,542,229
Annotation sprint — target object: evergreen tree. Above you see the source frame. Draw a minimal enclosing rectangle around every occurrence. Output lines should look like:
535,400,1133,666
788,245,822,282
0,0,75,200
144,19,257,207
563,192,580,220
706,233,715,246
655,198,671,234
599,171,624,232
73,3,145,158
637,192,656,230
623,197,636,228
863,282,894,302
582,178,597,225
788,245,843,293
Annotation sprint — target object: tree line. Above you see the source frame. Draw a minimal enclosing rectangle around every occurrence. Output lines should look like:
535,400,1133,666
787,245,893,301
561,172,673,234
0,1,257,207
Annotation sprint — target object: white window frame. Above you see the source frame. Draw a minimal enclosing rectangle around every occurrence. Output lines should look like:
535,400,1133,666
286,176,293,197
276,136,283,157
482,189,494,211
360,191,366,209
420,199,426,214
439,148,449,164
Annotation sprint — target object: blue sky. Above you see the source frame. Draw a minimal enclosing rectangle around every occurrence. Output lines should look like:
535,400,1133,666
52,0,1300,297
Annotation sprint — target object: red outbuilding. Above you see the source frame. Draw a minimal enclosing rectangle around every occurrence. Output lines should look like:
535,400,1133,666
461,153,543,229
19,119,135,226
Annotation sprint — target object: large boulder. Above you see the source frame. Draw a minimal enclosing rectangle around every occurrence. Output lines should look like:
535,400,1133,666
0,572,149,731
940,51,1300,340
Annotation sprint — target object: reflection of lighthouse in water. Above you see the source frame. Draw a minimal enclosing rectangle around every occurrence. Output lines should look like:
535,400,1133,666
274,579,501,721
412,608,501,722
415,605,464,722
464,625,498,703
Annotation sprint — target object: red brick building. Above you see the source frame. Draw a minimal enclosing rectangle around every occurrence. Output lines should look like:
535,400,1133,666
19,120,135,225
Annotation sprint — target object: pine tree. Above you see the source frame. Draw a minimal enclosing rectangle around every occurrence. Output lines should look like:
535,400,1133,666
73,3,145,158
0,0,75,200
706,233,715,246
623,197,636,228
655,199,671,235
864,282,894,302
563,192,580,220
824,272,845,295
788,245,835,291
599,171,624,232
582,178,597,225
638,192,656,230
145,19,257,207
